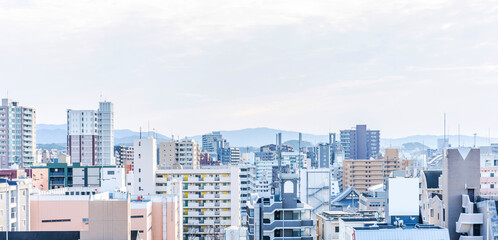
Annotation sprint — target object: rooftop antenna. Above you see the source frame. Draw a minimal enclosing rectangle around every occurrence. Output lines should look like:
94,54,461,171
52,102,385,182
474,133,477,148
444,113,446,149
140,127,142,139
277,132,283,197
458,124,461,147
147,121,150,137
489,128,491,145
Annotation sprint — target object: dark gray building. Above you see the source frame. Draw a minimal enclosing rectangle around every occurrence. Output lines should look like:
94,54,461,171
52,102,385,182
246,173,314,240
340,124,380,160
442,148,481,240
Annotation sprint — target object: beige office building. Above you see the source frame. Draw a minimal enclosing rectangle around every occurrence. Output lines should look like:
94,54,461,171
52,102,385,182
159,139,200,169
342,148,411,193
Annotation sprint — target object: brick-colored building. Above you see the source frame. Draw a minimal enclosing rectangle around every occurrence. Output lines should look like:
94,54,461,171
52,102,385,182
342,148,412,193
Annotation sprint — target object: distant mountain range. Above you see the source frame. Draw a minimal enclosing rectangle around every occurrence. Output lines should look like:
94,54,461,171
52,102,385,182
36,124,498,149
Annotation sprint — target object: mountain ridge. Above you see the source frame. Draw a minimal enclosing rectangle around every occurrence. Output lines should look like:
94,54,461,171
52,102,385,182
36,124,498,149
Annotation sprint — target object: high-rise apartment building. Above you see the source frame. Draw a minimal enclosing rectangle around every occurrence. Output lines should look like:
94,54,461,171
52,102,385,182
218,147,241,165
202,131,224,153
246,174,314,240
114,145,134,167
340,124,380,160
155,167,241,240
97,101,114,165
0,99,37,168
342,149,408,193
67,101,114,166
159,139,200,169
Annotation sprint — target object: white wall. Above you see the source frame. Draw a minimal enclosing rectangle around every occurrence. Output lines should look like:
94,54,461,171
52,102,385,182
101,167,126,192
388,177,419,216
133,137,157,195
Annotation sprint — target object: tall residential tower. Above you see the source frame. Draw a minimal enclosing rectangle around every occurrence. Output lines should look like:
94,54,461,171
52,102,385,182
340,124,380,160
0,99,37,168
67,101,114,166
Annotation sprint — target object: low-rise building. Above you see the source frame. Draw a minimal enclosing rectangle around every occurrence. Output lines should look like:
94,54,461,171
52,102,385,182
358,184,385,212
31,163,126,191
0,178,31,231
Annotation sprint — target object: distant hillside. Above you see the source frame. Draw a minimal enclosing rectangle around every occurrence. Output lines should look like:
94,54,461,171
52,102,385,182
401,142,429,151
36,124,171,145
36,124,498,149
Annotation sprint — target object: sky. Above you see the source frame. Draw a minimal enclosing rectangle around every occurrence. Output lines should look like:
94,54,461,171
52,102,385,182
1,0,498,138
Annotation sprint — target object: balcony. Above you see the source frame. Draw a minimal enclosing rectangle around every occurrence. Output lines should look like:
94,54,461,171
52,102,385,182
459,237,483,240
301,220,314,226
456,213,484,233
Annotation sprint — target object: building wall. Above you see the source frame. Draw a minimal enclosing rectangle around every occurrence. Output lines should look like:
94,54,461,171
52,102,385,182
134,137,157,195
340,125,379,160
442,148,481,240
30,199,89,231
0,99,36,168
159,140,200,169
480,167,498,195
131,201,152,240
342,158,403,193
67,110,98,166
97,101,114,166
156,167,241,240
149,195,183,240
80,199,130,240
0,179,31,231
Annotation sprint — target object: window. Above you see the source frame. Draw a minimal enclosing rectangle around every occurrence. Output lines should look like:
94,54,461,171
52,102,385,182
131,215,144,218
42,219,71,223
492,173,495,177
335,226,339,232
108,171,115,175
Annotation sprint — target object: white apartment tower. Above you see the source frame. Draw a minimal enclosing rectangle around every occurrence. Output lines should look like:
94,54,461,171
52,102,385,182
155,167,241,240
134,136,157,195
0,99,37,168
159,139,200,169
67,101,114,166
97,102,114,165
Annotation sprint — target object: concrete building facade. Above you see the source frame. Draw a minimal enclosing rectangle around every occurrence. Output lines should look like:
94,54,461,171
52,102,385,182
0,99,37,168
134,137,157,196
67,101,114,166
159,139,200,169
340,125,379,160
155,167,241,240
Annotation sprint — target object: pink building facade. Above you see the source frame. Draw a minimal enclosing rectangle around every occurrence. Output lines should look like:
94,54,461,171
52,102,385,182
481,167,498,195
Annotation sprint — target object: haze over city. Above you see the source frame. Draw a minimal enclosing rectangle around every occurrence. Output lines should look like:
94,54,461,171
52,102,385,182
2,0,498,138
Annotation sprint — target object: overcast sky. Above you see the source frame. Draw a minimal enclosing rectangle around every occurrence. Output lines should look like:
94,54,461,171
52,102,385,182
1,0,498,138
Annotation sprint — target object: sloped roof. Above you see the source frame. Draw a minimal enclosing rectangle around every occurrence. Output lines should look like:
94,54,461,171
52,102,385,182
331,186,359,204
